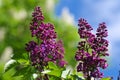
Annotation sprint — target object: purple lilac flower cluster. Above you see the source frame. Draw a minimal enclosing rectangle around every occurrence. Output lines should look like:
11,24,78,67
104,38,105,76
25,6,66,72
75,18,109,79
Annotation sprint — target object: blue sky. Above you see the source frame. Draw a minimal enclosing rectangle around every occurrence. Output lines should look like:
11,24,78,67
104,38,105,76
55,0,120,79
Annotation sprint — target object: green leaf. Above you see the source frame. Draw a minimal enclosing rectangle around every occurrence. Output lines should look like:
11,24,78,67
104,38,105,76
17,59,29,65
12,53,29,65
4,59,19,72
13,65,34,76
72,75,83,80
13,66,28,77
49,76,61,80
12,53,29,60
47,69,62,77
21,73,33,80
21,53,29,60
12,65,35,80
47,62,66,77
76,72,84,78
101,77,111,80
48,62,58,70
41,70,51,74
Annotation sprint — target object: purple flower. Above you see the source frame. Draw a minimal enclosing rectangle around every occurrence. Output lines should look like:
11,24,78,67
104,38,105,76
58,60,67,67
78,18,93,38
96,22,108,38
38,22,57,40
30,6,44,37
91,68,103,78
25,6,66,73
25,41,37,52
75,18,109,79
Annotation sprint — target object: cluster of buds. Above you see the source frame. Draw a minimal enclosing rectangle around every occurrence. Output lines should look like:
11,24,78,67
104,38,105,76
25,6,66,73
75,18,109,79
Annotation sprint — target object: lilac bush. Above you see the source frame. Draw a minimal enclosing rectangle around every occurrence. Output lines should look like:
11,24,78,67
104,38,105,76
25,7,110,79
25,6,66,79
75,18,109,79
4,6,111,80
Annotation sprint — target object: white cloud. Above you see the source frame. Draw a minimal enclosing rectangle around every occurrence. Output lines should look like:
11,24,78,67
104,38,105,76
83,0,120,21
109,22,120,41
61,7,75,25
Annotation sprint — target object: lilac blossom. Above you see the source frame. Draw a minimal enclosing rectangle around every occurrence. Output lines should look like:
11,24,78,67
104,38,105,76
25,6,66,74
75,18,109,79
30,6,44,37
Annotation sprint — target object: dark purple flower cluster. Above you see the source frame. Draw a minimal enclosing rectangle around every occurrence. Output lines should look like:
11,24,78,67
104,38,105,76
25,6,66,72
75,18,109,79
30,7,44,37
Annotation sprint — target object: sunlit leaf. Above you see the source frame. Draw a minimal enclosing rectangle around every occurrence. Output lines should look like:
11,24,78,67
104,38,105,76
48,62,58,70
47,69,62,77
4,59,19,72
